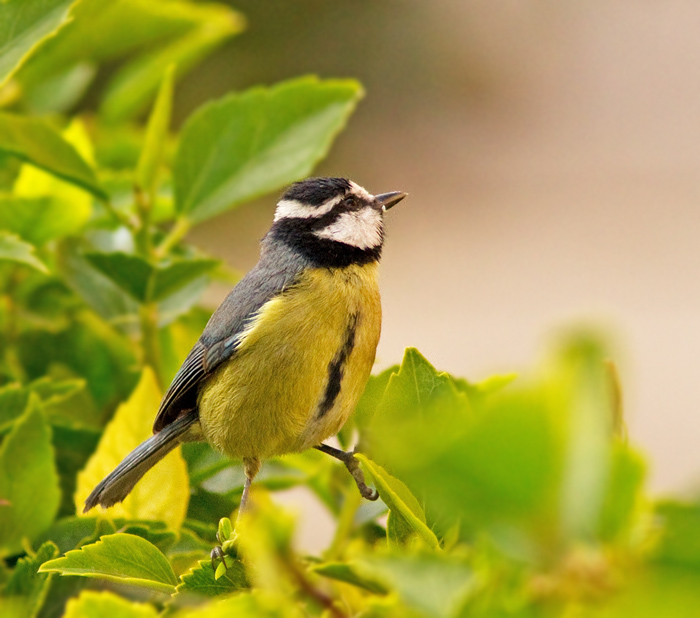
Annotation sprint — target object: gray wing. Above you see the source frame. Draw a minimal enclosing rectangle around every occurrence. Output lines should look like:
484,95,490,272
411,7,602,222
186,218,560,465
153,241,307,433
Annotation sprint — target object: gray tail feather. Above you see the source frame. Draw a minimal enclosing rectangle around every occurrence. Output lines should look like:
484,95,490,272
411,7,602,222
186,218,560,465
83,411,198,513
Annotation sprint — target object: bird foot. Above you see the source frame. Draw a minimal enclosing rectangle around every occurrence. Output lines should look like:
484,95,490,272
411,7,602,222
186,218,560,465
315,444,379,501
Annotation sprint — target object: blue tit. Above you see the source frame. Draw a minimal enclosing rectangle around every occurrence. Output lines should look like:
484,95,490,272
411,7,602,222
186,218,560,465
84,177,406,516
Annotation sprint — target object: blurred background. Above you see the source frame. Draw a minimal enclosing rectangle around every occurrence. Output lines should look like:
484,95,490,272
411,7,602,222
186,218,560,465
177,1,700,496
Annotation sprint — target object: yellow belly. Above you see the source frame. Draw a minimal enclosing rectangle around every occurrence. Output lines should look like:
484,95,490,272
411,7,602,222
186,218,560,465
197,263,381,459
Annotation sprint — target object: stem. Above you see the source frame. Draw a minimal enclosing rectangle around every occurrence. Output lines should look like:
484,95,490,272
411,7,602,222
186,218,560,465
101,197,137,231
286,557,347,618
156,216,191,259
326,486,362,560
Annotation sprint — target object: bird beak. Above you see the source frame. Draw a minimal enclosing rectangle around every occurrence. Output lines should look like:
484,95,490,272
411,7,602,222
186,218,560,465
375,191,407,211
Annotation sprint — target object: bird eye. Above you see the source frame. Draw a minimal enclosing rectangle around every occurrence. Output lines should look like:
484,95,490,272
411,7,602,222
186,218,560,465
341,196,357,209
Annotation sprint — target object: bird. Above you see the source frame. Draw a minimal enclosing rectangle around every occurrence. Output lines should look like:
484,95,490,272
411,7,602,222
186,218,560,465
84,177,406,518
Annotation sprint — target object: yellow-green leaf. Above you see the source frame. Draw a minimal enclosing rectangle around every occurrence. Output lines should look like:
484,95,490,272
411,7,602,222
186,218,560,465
75,367,189,529
64,591,159,618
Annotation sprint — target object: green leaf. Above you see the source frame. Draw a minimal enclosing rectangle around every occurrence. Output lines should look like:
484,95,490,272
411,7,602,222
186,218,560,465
0,396,61,557
83,251,152,302
101,9,242,123
174,76,363,223
0,113,105,199
2,541,59,617
63,590,159,618
311,562,388,594
0,232,47,273
175,559,248,598
136,64,174,195
0,0,75,86
149,258,219,302
0,196,89,246
39,533,178,594
356,455,440,551
84,251,219,303
654,501,700,569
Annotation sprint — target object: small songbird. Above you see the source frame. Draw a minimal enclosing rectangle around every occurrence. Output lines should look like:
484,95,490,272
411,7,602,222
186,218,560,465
84,177,406,517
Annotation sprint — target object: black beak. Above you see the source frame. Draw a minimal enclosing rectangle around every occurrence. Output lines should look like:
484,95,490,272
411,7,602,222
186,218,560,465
375,191,407,210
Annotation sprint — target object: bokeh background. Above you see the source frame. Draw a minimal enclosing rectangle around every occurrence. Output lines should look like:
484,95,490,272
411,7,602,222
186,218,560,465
177,1,700,497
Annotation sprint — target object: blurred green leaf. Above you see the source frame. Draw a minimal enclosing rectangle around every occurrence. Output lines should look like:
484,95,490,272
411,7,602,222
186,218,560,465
101,9,243,123
174,76,363,223
175,559,248,598
654,501,700,569
84,251,219,303
63,590,159,618
22,62,96,114
0,396,61,556
0,196,89,246
39,533,178,594
136,65,174,196
0,231,47,273
357,455,440,550
311,561,388,594
0,383,32,434
0,0,75,86
0,113,105,199
1,541,59,617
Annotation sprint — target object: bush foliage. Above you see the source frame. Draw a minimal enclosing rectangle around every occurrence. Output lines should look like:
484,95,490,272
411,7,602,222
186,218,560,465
0,2,699,617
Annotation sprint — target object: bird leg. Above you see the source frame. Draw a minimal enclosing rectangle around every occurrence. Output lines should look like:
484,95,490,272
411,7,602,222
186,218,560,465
238,456,261,519
315,443,378,501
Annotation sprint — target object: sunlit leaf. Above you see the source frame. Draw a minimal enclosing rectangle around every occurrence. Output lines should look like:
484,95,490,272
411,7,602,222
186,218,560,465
2,541,59,617
175,559,248,598
39,533,177,594
63,590,159,618
174,76,363,223
0,113,105,199
0,232,47,273
0,396,61,556
0,0,75,86
356,454,440,550
75,367,189,529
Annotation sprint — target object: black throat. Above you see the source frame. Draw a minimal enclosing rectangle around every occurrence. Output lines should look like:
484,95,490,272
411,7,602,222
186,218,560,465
269,217,382,268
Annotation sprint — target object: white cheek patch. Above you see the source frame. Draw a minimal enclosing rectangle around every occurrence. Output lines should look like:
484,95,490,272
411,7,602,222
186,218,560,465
273,195,343,221
314,208,383,250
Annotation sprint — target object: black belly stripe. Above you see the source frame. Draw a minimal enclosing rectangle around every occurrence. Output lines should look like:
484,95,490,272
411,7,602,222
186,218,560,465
317,313,359,418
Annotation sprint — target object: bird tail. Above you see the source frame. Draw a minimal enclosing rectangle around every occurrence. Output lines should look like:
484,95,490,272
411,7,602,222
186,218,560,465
83,411,198,512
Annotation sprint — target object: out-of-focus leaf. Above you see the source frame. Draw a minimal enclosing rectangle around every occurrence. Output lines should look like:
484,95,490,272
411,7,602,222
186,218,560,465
354,365,398,435
39,533,177,594
101,10,242,123
311,561,388,594
0,396,61,556
0,383,31,434
52,424,100,518
175,559,248,598
356,454,439,550
76,368,189,529
63,590,159,618
1,541,59,617
7,119,95,245
83,251,152,302
654,501,700,569
23,62,96,114
176,590,304,617
35,516,102,555
136,65,174,196
0,232,47,273
556,335,615,541
84,251,219,303
174,76,363,223
0,0,75,86
598,443,646,543
0,113,105,199
357,552,475,618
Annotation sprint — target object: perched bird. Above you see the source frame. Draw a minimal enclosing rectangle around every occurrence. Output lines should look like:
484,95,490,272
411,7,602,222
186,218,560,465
84,177,406,517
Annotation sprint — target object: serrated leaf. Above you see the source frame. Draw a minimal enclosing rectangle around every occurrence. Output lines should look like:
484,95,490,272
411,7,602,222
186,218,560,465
136,64,174,195
2,541,59,617
101,9,242,123
0,232,47,273
76,367,189,529
64,590,159,618
174,76,363,223
0,0,75,86
175,559,248,598
39,533,177,594
0,396,61,556
0,113,105,199
356,455,440,551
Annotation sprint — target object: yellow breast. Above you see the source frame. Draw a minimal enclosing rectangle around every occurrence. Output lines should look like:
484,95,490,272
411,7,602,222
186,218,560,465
197,263,381,459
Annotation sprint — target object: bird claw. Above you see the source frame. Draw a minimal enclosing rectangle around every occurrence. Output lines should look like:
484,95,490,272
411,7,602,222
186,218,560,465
210,544,226,571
